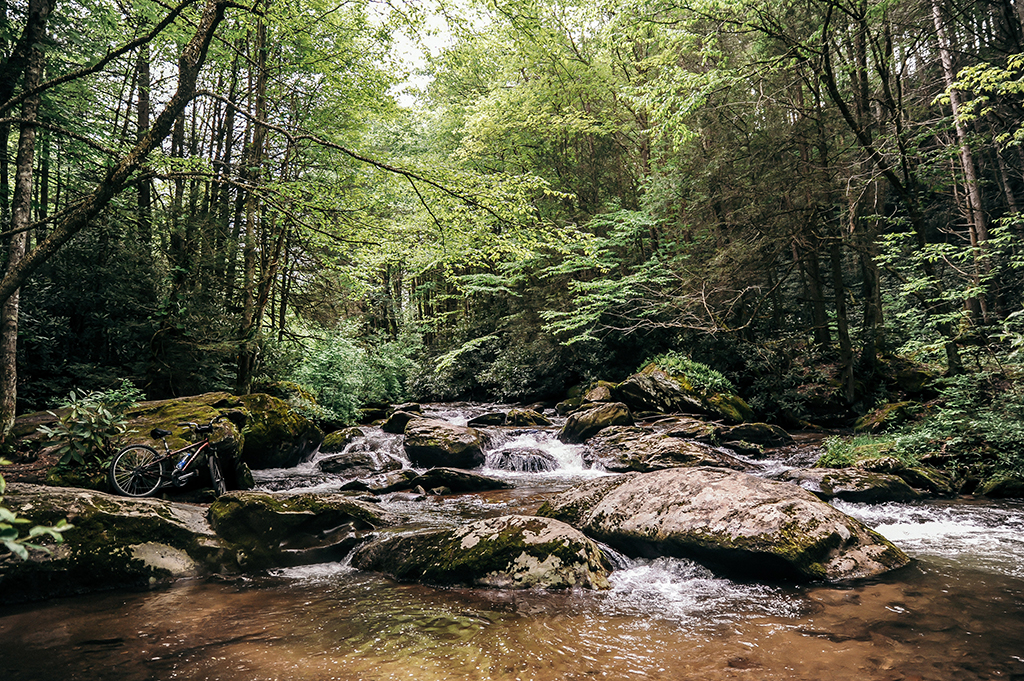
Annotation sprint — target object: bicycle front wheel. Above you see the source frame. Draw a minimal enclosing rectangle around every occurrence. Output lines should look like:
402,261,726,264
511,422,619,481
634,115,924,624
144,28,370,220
109,445,167,497
207,452,227,497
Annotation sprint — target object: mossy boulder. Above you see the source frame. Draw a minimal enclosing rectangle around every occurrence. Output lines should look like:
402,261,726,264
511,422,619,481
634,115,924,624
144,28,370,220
467,412,507,427
0,483,239,603
650,415,721,442
382,411,419,434
977,475,1024,498
780,468,921,503
320,427,364,454
853,457,956,497
558,403,634,444
350,514,611,590
854,402,919,434
505,408,552,427
721,423,794,447
208,491,399,570
317,450,402,477
584,426,753,473
537,467,911,583
232,393,323,469
404,418,486,469
555,396,584,416
615,366,752,423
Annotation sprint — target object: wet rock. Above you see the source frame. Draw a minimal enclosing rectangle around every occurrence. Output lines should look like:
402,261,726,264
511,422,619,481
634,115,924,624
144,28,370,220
350,515,611,590
486,447,560,473
0,483,238,603
978,475,1024,498
649,415,721,442
722,423,794,447
584,426,753,473
382,411,419,434
392,403,423,414
209,491,399,570
467,412,507,427
232,393,323,469
537,467,911,583
317,450,402,477
411,468,513,493
505,409,552,427
583,382,616,403
404,418,486,469
320,427,364,454
853,457,955,497
781,468,921,503
555,396,584,415
558,403,634,444
366,469,420,494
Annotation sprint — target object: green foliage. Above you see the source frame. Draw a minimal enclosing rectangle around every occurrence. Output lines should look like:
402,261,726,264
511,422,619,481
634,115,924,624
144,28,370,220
641,350,735,394
35,381,143,467
0,464,73,560
816,434,916,468
289,325,421,424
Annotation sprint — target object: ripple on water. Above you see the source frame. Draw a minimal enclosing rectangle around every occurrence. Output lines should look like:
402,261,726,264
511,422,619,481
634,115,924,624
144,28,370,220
834,497,1024,578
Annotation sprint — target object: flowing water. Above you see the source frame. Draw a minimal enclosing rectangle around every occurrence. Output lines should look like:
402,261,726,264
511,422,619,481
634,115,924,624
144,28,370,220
2,404,1024,680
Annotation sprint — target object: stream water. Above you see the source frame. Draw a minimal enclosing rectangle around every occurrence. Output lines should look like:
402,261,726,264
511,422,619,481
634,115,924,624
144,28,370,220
2,403,1023,680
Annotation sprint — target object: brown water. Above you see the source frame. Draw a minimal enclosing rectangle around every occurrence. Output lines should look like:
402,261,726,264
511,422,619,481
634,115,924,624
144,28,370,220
4,410,1024,680
1,558,1022,680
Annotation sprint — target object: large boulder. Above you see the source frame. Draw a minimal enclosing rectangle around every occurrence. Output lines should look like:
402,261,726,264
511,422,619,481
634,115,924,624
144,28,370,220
0,483,239,603
232,393,323,469
721,423,794,447
615,366,753,423
208,491,399,570
558,403,634,444
537,467,911,583
403,418,486,469
350,515,611,589
584,426,754,473
317,450,402,477
411,468,513,493
505,408,552,427
382,411,419,434
780,468,921,503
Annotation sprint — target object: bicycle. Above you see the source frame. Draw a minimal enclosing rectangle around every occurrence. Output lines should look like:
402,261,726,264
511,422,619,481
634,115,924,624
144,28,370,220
108,417,229,498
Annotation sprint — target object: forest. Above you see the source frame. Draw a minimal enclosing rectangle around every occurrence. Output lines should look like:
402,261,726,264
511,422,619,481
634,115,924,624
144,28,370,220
1,0,1023,477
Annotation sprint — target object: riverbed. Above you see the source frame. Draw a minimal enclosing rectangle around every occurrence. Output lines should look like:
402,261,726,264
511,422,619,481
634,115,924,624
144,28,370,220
2,404,1023,680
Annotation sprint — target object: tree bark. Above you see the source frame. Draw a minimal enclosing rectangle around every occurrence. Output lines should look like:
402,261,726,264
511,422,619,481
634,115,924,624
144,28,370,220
0,0,51,440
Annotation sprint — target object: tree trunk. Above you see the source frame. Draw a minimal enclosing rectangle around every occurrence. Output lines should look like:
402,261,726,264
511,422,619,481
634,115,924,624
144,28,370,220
0,0,51,440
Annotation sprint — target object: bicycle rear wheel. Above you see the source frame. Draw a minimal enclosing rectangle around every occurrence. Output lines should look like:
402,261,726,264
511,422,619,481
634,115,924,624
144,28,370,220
109,445,167,497
207,452,228,496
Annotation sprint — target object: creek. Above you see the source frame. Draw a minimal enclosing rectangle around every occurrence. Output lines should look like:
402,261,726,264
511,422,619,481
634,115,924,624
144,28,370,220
2,403,1023,680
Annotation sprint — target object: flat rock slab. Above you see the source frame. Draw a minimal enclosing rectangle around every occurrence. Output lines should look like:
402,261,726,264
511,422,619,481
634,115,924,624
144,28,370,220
584,426,754,473
537,467,910,583
351,514,610,589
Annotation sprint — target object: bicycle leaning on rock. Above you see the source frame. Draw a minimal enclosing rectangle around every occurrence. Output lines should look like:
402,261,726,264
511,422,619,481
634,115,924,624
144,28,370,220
107,416,228,498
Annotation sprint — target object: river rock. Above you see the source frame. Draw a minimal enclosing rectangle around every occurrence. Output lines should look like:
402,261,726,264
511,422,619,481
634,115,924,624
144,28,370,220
583,382,616,403
558,403,633,443
317,450,402,477
505,409,552,427
467,412,507,427
649,416,720,442
853,457,956,497
411,468,513,493
0,483,238,603
208,491,399,570
721,423,794,447
392,403,423,414
584,426,754,473
537,467,911,582
780,468,921,503
615,366,753,423
320,427,364,453
382,411,419,434
232,393,323,469
350,514,611,589
977,475,1024,498
486,447,560,473
404,418,486,469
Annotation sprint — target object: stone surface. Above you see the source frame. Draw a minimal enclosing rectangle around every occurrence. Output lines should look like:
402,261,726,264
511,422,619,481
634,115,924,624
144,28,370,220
721,423,794,447
467,412,507,427
584,426,754,473
317,450,402,477
505,409,552,427
615,366,753,423
411,468,513,493
208,491,399,570
404,418,486,469
233,393,323,469
558,403,634,444
537,467,911,582
320,427,364,454
781,468,921,503
351,514,611,589
381,411,419,434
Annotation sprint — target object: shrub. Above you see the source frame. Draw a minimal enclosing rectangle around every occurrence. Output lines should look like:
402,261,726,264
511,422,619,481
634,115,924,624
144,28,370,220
0,463,72,559
36,380,144,467
640,350,735,394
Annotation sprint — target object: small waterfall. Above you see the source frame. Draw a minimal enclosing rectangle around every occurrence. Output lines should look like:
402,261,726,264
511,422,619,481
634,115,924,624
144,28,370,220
482,430,590,475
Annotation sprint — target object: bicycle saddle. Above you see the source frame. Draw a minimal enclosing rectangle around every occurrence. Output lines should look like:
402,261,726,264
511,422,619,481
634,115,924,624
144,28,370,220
151,428,172,438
